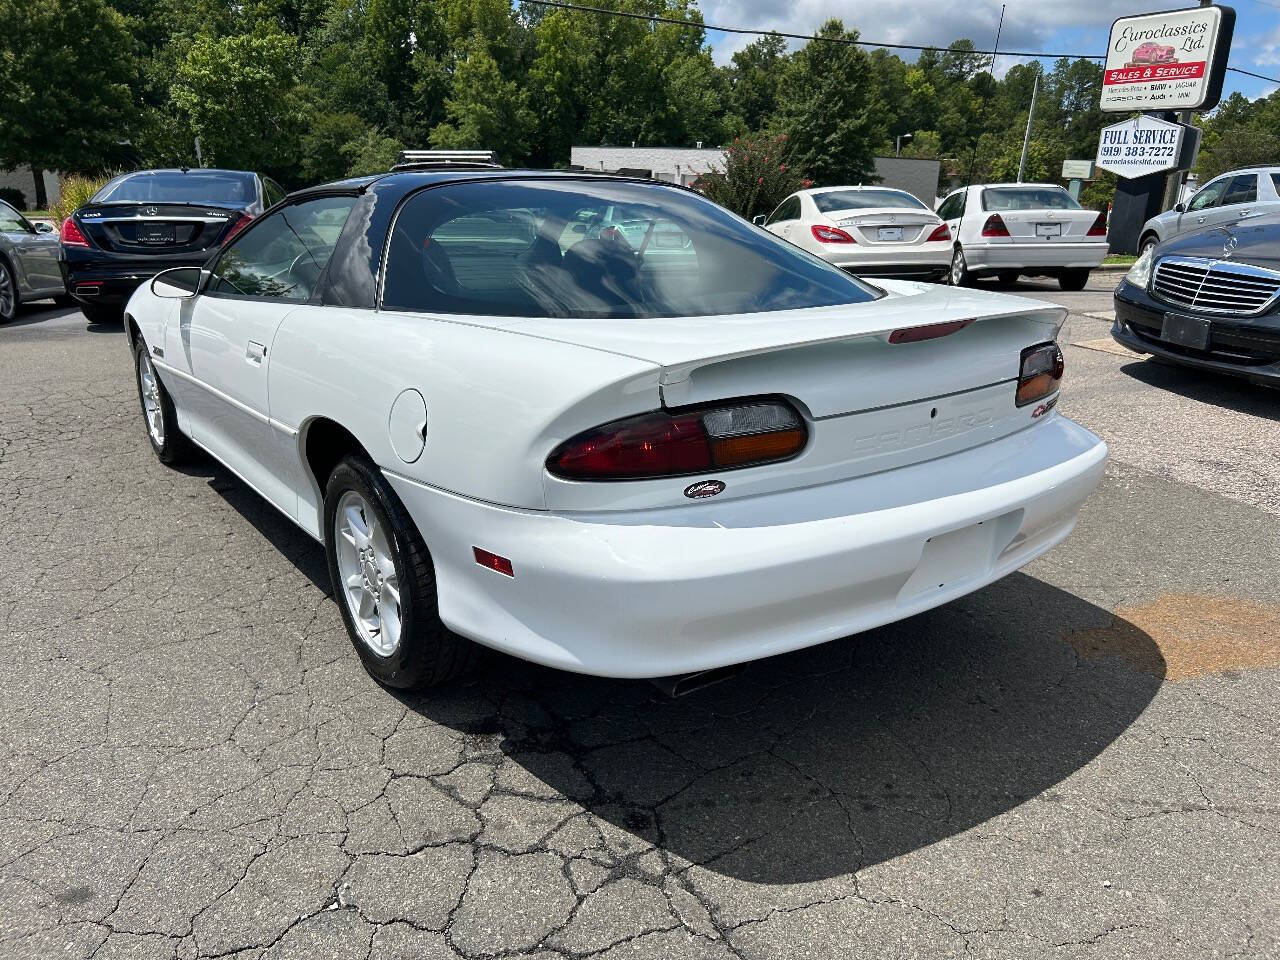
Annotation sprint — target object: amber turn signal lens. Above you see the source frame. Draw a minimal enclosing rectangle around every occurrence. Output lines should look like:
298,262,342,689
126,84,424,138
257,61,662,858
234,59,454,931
1016,342,1064,407
711,429,807,468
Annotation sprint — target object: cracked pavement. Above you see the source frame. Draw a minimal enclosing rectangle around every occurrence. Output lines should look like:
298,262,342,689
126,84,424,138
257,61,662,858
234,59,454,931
1,282,1277,959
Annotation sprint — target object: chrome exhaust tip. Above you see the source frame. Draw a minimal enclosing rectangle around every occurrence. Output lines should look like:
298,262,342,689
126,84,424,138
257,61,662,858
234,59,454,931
649,665,743,698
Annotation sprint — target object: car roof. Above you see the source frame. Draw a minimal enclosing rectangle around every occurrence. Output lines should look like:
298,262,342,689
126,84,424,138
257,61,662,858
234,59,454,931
114,168,259,177
284,168,692,202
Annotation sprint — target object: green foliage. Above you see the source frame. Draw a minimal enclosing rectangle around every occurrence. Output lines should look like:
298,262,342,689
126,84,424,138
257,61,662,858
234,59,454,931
429,46,534,165
171,27,303,179
773,20,880,187
699,132,808,220
342,129,404,177
49,173,114,224
301,112,371,183
1197,91,1280,180
0,0,141,174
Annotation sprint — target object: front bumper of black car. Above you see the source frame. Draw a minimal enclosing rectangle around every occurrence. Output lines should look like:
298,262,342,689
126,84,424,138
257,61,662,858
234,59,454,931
59,249,214,306
1112,278,1280,386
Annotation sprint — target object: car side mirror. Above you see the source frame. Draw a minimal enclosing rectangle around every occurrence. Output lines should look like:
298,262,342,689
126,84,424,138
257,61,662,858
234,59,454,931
1174,203,1186,213
151,266,203,299
752,214,767,226
35,221,54,234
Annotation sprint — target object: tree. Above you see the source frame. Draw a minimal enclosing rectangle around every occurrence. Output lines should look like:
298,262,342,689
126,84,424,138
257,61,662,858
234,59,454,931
700,132,807,220
773,20,880,187
171,27,304,179
429,46,535,165
301,111,370,183
0,0,142,205
727,34,788,133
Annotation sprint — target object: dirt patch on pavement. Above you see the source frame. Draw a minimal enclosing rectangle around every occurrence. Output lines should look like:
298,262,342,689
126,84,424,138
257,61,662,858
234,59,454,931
1068,593,1280,681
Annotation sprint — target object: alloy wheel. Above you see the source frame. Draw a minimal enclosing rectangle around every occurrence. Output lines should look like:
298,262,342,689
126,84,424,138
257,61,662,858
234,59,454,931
137,352,165,446
334,490,403,657
0,263,14,320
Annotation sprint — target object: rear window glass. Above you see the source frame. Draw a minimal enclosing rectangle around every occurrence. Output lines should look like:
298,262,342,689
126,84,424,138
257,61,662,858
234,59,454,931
382,179,880,319
95,171,257,206
981,187,1080,211
812,189,928,212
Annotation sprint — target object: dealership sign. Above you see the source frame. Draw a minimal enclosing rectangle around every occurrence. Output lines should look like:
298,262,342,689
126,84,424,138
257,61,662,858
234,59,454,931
1095,115,1187,178
1100,5,1235,112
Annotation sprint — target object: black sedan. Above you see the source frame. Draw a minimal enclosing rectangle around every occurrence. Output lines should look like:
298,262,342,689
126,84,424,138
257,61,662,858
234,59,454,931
1113,213,1280,387
59,168,287,323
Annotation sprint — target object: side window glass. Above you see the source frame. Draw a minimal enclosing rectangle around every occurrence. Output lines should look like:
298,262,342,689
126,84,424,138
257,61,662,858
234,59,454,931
263,178,286,208
209,195,356,301
1222,175,1257,206
938,195,957,220
0,201,32,233
1272,173,1280,197
1187,179,1226,212
765,197,794,226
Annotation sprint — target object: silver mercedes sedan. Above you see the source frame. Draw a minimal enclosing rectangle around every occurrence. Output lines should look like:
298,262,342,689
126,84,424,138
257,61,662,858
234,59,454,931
0,198,67,323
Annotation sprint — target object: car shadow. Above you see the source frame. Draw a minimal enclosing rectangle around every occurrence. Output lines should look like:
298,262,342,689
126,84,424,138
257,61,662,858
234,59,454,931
1120,357,1280,422
189,451,1163,883
2,300,73,329
393,574,1164,882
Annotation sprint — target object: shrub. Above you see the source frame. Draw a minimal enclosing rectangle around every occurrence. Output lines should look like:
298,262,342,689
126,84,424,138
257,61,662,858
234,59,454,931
0,187,26,210
49,173,114,224
699,132,809,221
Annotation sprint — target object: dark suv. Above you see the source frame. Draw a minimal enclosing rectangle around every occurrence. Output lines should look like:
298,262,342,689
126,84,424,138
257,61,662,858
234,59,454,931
59,168,286,323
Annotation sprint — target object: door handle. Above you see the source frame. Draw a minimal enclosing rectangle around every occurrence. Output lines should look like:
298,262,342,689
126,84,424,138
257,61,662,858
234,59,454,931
246,340,267,364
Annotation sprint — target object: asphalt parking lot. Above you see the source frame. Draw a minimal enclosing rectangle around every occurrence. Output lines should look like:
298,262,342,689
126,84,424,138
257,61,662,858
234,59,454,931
1,274,1277,959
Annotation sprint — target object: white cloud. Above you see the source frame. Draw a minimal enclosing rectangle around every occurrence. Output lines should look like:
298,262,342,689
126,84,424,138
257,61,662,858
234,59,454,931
699,0,1166,64
1256,25,1280,66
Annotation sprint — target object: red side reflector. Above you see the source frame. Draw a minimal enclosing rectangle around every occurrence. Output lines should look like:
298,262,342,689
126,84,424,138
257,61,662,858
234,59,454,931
888,319,974,344
926,223,951,242
59,217,90,247
473,547,514,577
981,214,1010,238
1087,212,1107,237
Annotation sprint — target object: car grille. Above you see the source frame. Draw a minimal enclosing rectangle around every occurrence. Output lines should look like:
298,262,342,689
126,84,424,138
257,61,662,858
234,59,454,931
1152,257,1280,316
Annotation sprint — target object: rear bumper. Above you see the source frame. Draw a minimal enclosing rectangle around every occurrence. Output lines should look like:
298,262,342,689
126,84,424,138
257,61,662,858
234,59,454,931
385,416,1108,678
964,241,1107,272
821,242,952,277
60,251,214,305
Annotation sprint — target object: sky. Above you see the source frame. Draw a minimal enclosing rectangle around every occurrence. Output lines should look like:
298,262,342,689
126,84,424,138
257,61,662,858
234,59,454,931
697,0,1280,103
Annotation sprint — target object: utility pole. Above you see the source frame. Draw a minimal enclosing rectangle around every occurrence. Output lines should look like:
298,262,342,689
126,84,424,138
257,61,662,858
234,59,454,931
1017,74,1039,183
1162,0,1211,211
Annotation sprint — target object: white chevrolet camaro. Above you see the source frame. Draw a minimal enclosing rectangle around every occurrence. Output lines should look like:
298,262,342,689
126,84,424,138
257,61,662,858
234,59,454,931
937,183,1109,291
759,186,953,282
124,170,1107,692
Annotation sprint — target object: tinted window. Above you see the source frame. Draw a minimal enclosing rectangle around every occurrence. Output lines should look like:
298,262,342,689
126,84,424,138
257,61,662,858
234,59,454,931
383,179,878,319
981,187,1079,211
1222,175,1258,206
1187,179,1226,212
813,189,928,212
262,178,286,208
0,201,32,233
95,171,257,206
1273,173,1280,196
937,193,963,220
209,195,356,300
765,196,800,225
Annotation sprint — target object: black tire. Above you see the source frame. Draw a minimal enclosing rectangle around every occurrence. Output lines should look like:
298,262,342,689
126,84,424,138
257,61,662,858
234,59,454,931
949,246,974,286
323,456,478,689
1139,234,1159,257
1058,269,1090,292
82,302,123,324
133,337,190,465
0,257,17,324
996,271,1020,287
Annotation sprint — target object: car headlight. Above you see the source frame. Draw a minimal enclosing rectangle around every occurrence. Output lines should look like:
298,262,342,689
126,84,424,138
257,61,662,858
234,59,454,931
1126,246,1155,289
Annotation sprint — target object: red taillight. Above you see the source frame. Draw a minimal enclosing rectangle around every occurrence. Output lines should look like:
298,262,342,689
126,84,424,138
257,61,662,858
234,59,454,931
59,217,89,247
981,214,1010,238
1017,342,1064,407
546,400,807,481
222,213,253,244
811,224,856,244
888,319,974,344
1087,212,1107,237
473,547,514,577
925,223,951,243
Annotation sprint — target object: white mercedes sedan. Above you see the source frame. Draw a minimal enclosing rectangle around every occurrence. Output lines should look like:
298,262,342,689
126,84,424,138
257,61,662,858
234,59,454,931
937,184,1109,291
124,170,1107,692
759,186,952,282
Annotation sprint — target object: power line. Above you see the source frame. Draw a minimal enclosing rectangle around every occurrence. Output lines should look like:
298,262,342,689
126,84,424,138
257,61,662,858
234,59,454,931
520,0,1280,86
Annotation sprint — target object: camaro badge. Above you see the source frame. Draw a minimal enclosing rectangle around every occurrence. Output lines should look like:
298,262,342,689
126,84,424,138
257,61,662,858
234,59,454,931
684,480,726,499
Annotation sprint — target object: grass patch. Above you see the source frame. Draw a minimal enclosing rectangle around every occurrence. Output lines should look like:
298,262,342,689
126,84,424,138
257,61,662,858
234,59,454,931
1103,254,1137,266
24,209,50,219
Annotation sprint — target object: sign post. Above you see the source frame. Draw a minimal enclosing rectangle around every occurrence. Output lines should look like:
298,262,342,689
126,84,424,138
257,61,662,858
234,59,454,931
1098,4,1234,253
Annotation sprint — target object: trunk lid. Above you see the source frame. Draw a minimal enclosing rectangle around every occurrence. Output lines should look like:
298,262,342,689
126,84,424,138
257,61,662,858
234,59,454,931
824,206,941,246
532,284,1068,511
75,202,244,255
981,208,1100,243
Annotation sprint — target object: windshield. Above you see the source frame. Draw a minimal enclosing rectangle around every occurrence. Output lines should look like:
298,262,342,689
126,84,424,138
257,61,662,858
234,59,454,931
981,187,1080,211
812,189,928,212
382,179,880,319
94,171,257,206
